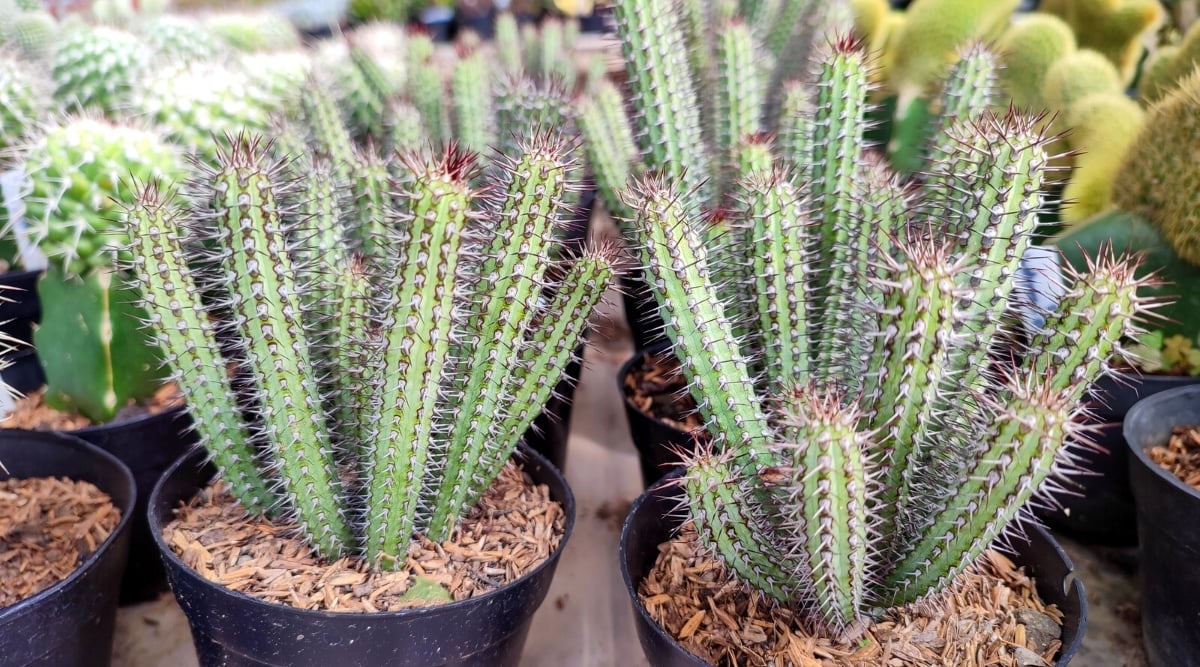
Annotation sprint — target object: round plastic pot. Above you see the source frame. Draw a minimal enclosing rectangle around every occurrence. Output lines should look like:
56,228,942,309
620,477,1087,667
618,342,705,487
1038,372,1200,546
1124,385,1200,667
0,429,136,667
0,268,42,347
71,406,197,604
620,270,667,353
150,444,575,667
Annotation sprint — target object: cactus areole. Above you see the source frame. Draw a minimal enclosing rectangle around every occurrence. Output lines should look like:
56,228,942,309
122,133,618,571
605,6,1154,642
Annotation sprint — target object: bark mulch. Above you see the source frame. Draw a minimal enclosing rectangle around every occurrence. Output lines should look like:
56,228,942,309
623,350,709,436
640,524,1065,667
4,382,183,432
164,462,564,612
1149,425,1200,492
0,477,121,607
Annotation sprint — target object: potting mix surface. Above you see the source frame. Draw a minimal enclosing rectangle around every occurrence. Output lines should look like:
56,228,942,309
3,383,183,431
0,477,121,607
1148,425,1200,491
640,525,1064,667
164,461,564,612
624,351,709,435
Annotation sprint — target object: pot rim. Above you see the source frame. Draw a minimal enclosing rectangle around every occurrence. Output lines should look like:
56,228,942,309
0,429,136,617
618,342,707,437
1124,384,1200,503
149,442,576,620
619,475,1086,665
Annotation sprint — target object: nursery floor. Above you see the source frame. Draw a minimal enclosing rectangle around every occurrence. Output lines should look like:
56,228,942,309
111,219,1151,667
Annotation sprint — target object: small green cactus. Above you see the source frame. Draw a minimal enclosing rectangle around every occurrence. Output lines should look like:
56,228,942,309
122,132,618,565
0,52,47,160
1040,49,1123,110
136,15,224,64
621,33,1151,639
6,10,57,60
204,12,300,53
996,14,1077,110
51,26,150,115
1041,0,1164,84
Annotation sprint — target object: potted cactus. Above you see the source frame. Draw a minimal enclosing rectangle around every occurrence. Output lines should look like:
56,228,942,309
0,115,198,603
131,133,616,666
608,24,1151,664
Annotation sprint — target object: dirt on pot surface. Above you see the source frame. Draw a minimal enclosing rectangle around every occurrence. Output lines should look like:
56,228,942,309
164,462,565,613
3,383,183,432
1148,425,1200,491
639,525,1065,667
623,350,710,436
0,477,121,607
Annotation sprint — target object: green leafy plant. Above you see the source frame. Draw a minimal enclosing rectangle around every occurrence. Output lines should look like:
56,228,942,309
618,26,1151,640
121,132,617,564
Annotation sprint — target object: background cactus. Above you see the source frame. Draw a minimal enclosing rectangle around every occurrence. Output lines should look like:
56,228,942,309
122,133,617,565
996,14,1077,110
51,26,150,115
0,52,47,163
4,10,57,60
1040,0,1165,83
621,31,1151,638
136,16,224,65
203,12,300,53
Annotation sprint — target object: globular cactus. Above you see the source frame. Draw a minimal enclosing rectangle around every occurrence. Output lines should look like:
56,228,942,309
1139,21,1200,103
5,10,57,60
51,26,150,115
1041,0,1164,84
20,117,182,276
204,12,300,53
132,64,273,160
622,34,1152,638
1059,93,1144,223
1113,70,1200,265
0,52,47,160
996,14,1077,110
136,16,224,65
121,132,618,565
1040,49,1123,110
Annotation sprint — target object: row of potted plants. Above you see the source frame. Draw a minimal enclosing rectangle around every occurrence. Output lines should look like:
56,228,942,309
3,0,1199,665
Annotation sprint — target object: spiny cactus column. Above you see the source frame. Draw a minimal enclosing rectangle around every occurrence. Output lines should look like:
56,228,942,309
450,47,494,157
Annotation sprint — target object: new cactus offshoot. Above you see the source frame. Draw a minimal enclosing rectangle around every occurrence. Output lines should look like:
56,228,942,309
599,0,1155,641
121,132,618,568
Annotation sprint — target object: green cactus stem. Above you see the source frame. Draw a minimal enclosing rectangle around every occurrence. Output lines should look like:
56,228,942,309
52,26,150,115
576,79,641,221
450,47,494,156
714,19,765,195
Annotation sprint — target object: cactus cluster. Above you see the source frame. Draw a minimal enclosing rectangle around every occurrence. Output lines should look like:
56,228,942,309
136,16,224,65
51,26,150,114
2,9,57,60
607,2,1152,637
122,132,617,563
1040,0,1165,83
203,12,300,53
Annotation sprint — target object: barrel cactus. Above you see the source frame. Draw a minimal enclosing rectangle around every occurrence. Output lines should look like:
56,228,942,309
0,52,47,158
121,132,618,564
622,32,1151,639
52,26,150,114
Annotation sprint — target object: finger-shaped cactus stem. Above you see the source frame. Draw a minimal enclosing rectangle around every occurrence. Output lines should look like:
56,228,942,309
577,80,641,222
451,49,494,157
776,386,874,635
406,35,449,146
778,81,815,175
1024,251,1152,401
765,0,813,58
684,451,794,601
923,43,998,171
365,147,474,564
679,0,717,149
614,0,712,202
738,170,813,392
496,11,522,74
122,184,274,514
206,140,351,559
884,377,1079,605
346,150,393,262
385,101,427,155
346,47,394,141
732,133,775,180
297,83,355,186
714,19,765,196
429,138,573,538
624,175,772,464
328,258,374,451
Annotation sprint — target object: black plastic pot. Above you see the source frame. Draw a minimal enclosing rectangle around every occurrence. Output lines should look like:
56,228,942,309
578,6,614,33
1125,385,1200,667
72,406,197,604
0,429,135,667
0,268,42,348
1038,372,1200,546
618,342,706,487
418,6,455,41
150,443,575,667
620,478,1087,666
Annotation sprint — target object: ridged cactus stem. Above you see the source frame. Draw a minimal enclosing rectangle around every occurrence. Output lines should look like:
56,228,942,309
364,148,472,565
496,12,522,73
923,43,998,171
625,176,772,464
407,36,449,146
122,186,274,514
207,142,352,560
777,387,873,635
329,259,373,451
299,85,355,187
714,20,765,196
348,150,394,262
779,82,815,173
429,140,572,538
885,378,1078,605
577,80,641,222
765,0,814,58
451,50,494,156
614,0,712,203
679,0,717,152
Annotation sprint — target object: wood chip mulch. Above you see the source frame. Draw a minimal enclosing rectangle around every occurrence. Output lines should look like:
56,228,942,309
0,477,121,607
640,525,1065,667
624,351,710,436
3,383,183,431
164,462,565,613
1149,425,1200,492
